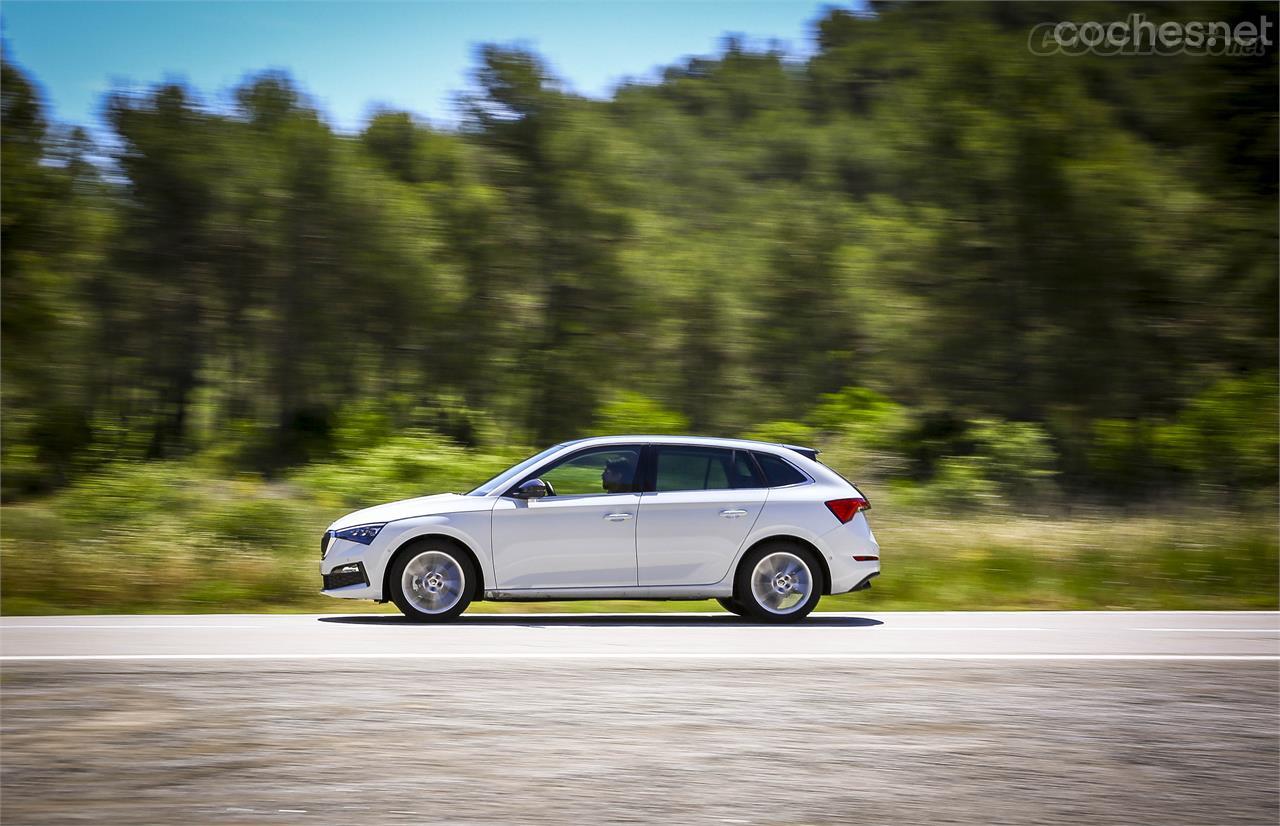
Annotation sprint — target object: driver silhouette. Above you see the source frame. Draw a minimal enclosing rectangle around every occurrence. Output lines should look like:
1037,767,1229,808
601,455,635,493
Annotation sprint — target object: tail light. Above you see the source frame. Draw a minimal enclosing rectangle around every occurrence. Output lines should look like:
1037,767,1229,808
825,497,870,524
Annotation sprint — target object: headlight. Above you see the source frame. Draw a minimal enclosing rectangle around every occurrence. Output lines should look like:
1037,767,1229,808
333,524,385,545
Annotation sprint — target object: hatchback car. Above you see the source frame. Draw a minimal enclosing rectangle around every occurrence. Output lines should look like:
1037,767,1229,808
320,435,879,622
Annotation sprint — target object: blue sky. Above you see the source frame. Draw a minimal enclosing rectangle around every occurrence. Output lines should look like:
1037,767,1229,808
2,1,855,133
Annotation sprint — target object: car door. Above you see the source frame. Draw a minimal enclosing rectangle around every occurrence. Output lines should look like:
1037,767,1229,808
491,445,642,589
636,446,768,586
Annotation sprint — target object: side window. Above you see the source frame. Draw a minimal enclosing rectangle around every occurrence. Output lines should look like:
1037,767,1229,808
535,446,641,496
753,452,809,487
733,450,765,488
654,447,762,491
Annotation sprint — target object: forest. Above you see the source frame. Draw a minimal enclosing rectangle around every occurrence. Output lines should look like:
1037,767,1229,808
2,2,1276,613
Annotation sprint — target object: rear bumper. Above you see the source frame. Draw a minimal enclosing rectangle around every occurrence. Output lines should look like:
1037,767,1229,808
829,560,881,594
820,514,881,594
847,571,878,592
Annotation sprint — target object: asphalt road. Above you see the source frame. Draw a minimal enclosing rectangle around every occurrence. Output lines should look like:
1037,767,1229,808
3,609,1278,660
3,611,1278,825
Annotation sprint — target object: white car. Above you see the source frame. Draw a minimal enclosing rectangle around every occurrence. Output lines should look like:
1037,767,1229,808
320,435,879,622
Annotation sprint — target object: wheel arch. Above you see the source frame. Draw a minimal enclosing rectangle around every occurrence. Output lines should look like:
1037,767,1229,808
382,533,487,603
736,534,832,596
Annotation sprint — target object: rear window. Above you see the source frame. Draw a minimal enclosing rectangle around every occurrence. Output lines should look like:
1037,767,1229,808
653,447,765,491
753,452,809,487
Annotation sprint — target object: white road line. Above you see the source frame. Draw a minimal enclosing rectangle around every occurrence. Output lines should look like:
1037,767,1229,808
0,623,1000,629
866,627,1052,632
899,627,1277,633
5,625,1275,633
1136,628,1280,633
2,652,1275,662
2,624,269,630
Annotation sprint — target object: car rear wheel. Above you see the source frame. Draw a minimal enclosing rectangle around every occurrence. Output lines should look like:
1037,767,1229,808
735,541,823,623
715,597,748,617
389,541,476,622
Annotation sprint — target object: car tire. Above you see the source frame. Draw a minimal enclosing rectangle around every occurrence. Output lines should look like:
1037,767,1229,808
389,540,476,622
715,597,749,617
734,541,823,623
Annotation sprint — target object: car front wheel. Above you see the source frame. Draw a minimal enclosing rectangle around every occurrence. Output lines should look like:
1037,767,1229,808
389,541,476,622
735,542,823,623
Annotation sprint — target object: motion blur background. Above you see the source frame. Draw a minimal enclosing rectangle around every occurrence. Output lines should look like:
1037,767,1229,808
1,1,1276,614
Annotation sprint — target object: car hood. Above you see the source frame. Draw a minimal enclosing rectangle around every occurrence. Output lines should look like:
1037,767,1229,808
328,493,479,531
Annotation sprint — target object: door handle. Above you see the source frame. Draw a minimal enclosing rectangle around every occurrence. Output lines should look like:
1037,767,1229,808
720,509,749,518
604,512,634,522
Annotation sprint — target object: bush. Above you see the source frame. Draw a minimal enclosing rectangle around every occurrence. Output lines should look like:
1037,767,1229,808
967,419,1058,500
291,429,519,509
589,392,689,436
807,386,909,450
775,385,913,484
743,420,817,446
1084,372,1279,499
1154,372,1279,493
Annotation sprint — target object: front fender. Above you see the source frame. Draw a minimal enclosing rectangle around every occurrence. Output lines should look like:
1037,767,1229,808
371,512,494,601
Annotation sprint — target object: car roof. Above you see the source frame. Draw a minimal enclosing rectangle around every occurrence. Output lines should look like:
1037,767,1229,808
560,434,816,457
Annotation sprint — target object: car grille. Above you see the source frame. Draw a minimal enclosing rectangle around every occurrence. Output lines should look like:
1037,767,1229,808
323,562,368,590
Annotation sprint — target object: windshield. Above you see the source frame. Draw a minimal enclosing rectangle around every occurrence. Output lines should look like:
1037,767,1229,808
466,443,567,496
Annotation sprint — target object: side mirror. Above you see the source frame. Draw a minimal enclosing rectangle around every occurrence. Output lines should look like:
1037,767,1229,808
512,478,550,500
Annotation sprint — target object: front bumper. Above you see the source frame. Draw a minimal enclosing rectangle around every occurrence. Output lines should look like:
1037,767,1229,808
322,561,369,590
321,534,383,599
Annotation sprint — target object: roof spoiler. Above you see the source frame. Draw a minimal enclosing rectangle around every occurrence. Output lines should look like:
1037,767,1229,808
782,444,820,461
